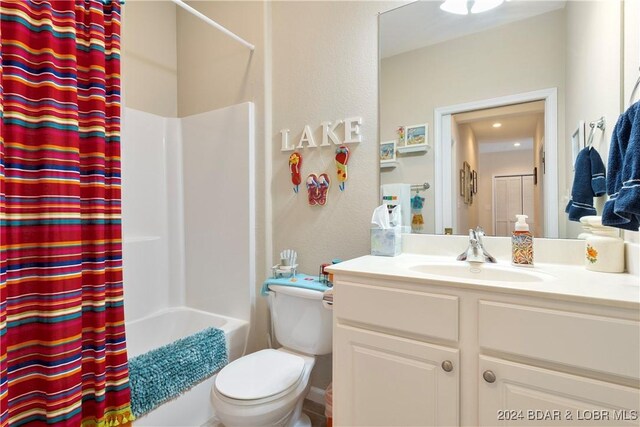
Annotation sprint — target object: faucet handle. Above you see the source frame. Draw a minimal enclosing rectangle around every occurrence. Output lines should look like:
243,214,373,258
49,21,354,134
468,228,479,248
475,226,486,237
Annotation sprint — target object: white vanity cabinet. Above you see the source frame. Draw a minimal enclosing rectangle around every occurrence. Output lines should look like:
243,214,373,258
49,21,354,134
479,356,640,426
333,280,460,426
331,271,640,427
477,300,640,426
335,325,459,426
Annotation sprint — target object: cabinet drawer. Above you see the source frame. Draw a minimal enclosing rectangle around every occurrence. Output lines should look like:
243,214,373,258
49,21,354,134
336,281,458,342
479,300,640,379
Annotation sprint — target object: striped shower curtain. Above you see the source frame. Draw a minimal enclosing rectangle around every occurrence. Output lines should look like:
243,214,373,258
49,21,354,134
0,1,132,425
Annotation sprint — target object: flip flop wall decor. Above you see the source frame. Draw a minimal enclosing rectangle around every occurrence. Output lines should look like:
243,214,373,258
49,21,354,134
335,146,350,191
306,173,331,206
289,152,303,193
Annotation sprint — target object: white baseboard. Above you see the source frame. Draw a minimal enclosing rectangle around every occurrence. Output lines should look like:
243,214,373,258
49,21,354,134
306,386,326,406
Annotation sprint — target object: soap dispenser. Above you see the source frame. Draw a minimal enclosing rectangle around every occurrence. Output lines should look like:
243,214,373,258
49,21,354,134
512,215,533,267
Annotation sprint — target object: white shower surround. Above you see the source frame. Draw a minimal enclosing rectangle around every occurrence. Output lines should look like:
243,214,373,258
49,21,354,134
121,103,255,323
121,103,256,424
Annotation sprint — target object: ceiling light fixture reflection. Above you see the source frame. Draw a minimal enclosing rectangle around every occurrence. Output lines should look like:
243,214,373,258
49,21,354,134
440,0,505,15
514,142,521,147
492,123,502,128
471,0,505,14
440,0,469,15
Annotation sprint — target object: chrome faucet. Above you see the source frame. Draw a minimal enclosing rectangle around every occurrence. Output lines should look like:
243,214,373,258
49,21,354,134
456,227,497,263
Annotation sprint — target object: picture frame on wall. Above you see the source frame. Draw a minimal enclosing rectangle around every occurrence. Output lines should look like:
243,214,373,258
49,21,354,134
472,170,478,194
380,140,397,164
463,161,471,205
404,123,428,147
459,169,465,197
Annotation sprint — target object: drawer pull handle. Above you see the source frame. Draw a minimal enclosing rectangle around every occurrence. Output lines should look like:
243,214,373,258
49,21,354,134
441,360,453,372
483,370,496,383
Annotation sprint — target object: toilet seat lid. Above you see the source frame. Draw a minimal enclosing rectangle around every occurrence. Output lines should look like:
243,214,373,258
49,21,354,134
215,349,305,400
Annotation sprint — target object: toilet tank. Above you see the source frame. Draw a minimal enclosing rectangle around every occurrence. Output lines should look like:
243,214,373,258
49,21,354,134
268,285,332,355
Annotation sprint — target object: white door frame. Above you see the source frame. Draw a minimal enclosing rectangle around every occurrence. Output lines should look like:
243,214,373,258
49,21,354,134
434,88,558,237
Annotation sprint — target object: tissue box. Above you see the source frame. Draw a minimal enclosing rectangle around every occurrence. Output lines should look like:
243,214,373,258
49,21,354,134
371,228,401,257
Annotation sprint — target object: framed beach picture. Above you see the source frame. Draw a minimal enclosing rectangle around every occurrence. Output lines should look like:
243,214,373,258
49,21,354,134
404,123,428,147
380,140,396,163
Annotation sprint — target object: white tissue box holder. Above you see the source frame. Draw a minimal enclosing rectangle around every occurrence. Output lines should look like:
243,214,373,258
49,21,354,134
371,228,402,257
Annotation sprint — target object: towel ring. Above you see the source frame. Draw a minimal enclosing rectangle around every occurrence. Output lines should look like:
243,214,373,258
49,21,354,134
630,66,640,107
586,117,606,148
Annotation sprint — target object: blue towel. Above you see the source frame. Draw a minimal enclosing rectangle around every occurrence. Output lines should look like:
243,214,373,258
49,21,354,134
261,273,330,296
129,327,228,417
603,101,640,231
565,147,606,221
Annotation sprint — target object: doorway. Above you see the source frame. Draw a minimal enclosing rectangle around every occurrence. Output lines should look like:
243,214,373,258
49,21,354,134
450,101,545,237
434,88,558,237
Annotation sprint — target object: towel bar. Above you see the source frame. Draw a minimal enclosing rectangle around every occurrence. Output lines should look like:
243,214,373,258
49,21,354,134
586,117,606,148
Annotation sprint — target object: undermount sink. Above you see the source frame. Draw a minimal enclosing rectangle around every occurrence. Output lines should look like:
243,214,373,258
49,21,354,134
409,263,552,283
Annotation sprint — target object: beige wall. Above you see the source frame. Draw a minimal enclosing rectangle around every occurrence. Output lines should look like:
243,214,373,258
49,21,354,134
121,1,178,117
271,1,392,389
564,1,622,239
177,2,265,117
380,9,566,235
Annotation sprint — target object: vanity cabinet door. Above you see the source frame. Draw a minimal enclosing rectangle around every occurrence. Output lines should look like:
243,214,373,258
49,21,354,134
334,324,459,426
479,356,640,426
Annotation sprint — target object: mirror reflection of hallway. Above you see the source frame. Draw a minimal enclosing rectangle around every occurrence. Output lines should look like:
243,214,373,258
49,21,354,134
453,101,544,237
494,174,535,237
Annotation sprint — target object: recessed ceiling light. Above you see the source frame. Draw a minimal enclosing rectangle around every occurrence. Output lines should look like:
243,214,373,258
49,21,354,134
492,123,502,128
514,142,521,147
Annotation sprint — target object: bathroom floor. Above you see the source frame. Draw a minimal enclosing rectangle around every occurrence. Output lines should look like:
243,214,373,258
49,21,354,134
303,399,327,427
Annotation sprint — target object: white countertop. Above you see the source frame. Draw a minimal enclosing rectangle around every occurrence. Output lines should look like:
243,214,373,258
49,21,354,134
327,253,640,309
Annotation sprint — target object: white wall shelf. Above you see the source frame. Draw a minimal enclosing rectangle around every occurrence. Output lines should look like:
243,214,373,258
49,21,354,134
397,144,430,155
380,161,398,169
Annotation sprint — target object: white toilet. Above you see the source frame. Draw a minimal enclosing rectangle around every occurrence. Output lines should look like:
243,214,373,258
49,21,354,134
211,284,333,427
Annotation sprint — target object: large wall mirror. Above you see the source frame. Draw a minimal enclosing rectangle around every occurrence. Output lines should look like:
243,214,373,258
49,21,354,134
379,1,624,239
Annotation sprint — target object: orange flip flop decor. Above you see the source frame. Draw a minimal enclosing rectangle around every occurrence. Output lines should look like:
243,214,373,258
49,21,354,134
289,152,303,193
335,146,350,191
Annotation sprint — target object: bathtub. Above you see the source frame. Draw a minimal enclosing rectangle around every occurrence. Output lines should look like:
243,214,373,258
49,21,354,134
126,307,249,426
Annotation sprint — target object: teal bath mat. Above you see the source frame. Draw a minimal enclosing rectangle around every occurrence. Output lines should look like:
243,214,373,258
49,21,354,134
128,327,228,417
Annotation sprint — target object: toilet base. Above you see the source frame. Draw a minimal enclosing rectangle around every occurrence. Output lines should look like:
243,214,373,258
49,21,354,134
293,413,311,427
